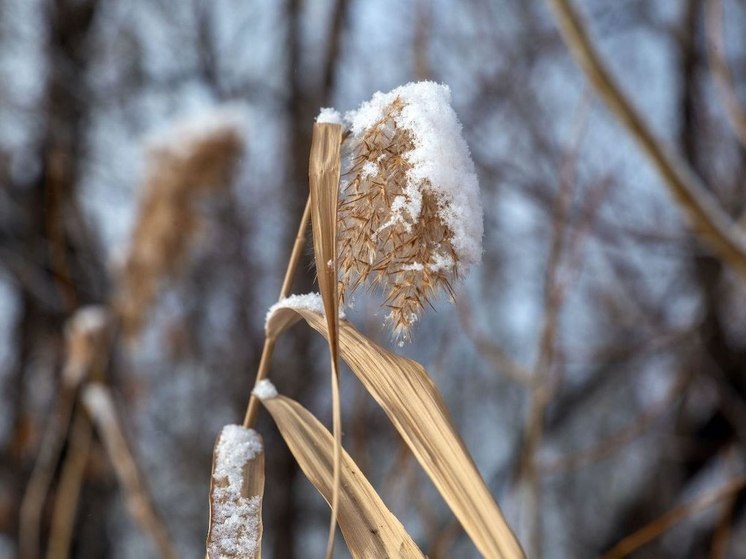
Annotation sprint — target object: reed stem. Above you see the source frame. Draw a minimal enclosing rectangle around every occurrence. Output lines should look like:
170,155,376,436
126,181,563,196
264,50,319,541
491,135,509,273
243,194,312,428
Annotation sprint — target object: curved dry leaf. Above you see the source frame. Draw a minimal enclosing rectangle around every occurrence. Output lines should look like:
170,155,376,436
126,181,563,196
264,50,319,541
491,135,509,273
308,122,343,338
260,393,425,559
266,306,525,559
308,122,345,558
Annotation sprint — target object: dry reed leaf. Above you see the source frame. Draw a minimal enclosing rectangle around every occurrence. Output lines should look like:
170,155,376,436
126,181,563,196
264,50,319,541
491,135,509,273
206,425,265,559
259,391,425,559
308,122,344,559
266,306,525,559
309,123,343,335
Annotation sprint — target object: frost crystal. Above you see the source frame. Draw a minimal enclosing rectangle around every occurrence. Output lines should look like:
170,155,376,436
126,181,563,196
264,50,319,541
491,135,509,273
208,425,263,559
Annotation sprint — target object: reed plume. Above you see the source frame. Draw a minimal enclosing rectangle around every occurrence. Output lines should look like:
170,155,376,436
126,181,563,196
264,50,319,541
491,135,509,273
329,82,483,342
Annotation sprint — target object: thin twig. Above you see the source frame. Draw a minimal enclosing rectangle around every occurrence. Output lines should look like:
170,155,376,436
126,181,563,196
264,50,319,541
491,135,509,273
243,194,312,428
521,92,590,559
709,493,735,559
326,367,342,559
522,183,571,558
540,371,689,474
546,0,746,279
602,474,746,559
709,448,738,559
82,383,177,559
705,0,746,148
456,299,534,387
21,308,109,558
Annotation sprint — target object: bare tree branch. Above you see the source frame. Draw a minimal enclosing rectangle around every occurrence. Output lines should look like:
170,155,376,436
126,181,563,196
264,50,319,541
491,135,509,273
602,474,746,558
546,0,746,279
705,0,746,148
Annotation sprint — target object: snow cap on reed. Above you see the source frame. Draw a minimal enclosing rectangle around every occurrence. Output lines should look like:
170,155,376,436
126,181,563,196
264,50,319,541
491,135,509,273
316,107,344,126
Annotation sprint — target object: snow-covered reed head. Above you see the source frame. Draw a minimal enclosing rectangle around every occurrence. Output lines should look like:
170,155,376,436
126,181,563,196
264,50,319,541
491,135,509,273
325,82,482,342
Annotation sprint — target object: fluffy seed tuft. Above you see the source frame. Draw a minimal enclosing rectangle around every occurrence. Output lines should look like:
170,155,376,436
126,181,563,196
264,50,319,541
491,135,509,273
330,82,482,342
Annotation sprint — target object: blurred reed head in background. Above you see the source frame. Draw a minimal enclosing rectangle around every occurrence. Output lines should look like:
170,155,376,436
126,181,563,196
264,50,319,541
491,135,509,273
113,108,246,340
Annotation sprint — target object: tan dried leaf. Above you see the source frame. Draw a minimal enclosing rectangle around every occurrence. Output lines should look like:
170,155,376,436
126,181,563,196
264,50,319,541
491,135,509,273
308,122,345,559
309,122,343,341
260,393,425,559
266,306,525,559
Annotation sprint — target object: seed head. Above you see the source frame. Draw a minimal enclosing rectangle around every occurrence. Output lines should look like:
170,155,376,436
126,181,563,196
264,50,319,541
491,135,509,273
332,82,482,342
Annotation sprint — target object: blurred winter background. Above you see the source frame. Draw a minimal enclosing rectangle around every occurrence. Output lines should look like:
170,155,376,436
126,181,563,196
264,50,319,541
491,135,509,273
2,0,746,557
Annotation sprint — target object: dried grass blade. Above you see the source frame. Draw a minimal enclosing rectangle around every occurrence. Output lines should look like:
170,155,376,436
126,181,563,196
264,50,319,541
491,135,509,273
261,393,425,559
46,407,93,559
308,122,344,559
206,425,265,559
309,124,342,328
266,307,525,559
81,383,177,559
